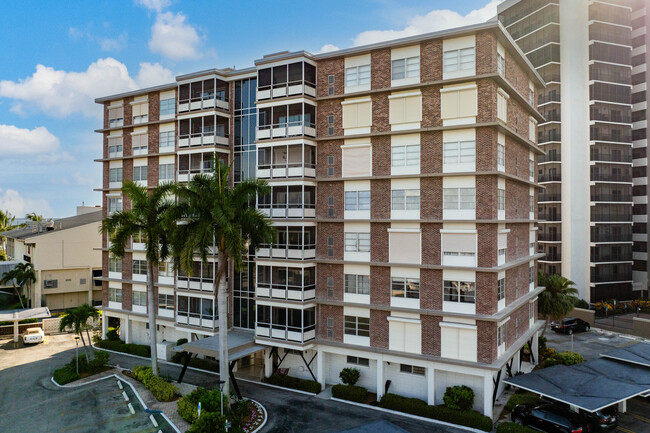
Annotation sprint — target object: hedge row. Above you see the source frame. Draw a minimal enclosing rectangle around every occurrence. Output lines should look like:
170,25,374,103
177,387,227,423
53,351,110,385
95,339,150,357
332,384,368,403
496,422,536,433
378,393,493,432
132,365,178,402
266,374,321,394
505,392,542,411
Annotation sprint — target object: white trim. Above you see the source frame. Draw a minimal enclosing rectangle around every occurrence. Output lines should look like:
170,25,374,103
439,321,477,330
439,229,477,234
387,228,420,233
341,97,372,105
440,84,477,93
340,143,372,149
388,91,422,99
387,316,421,325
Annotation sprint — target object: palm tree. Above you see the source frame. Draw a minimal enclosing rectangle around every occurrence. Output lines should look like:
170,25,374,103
14,262,36,307
0,268,25,308
25,212,43,222
173,160,275,398
538,272,580,336
77,303,100,352
59,305,99,359
101,181,175,376
0,210,19,260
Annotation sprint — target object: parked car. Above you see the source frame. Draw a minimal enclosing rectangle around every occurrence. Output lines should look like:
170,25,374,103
22,327,44,344
551,317,590,335
512,403,587,433
580,406,618,431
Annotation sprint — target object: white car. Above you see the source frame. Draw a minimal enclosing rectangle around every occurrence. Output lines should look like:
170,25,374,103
23,327,45,344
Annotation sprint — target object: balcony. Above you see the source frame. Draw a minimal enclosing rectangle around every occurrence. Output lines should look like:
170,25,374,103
257,103,316,140
257,61,316,100
539,193,561,202
256,305,316,344
539,173,561,182
257,143,316,179
591,272,633,283
257,226,315,260
539,211,561,221
591,232,632,242
591,173,632,182
178,78,229,113
538,233,562,242
177,152,228,183
255,265,316,301
258,185,316,219
590,193,633,202
591,212,633,222
178,116,229,148
176,295,216,329
590,152,632,163
539,252,562,262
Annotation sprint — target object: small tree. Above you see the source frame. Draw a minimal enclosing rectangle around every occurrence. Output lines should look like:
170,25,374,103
538,273,579,336
339,367,360,386
59,305,98,359
1,268,25,308
443,385,475,411
14,262,36,307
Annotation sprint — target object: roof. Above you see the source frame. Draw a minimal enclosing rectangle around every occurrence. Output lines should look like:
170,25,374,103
503,356,650,412
2,210,102,241
175,329,267,361
601,342,650,368
94,82,177,103
0,307,51,322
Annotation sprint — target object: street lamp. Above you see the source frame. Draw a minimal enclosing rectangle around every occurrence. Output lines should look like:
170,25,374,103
73,335,81,374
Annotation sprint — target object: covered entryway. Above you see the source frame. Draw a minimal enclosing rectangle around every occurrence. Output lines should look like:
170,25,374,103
174,329,267,399
503,342,650,414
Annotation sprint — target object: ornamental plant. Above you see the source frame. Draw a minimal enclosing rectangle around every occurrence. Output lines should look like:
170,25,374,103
339,367,360,386
443,385,475,411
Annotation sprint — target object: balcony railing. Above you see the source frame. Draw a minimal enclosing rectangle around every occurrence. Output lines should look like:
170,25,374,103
590,194,633,202
177,276,215,292
256,243,316,260
178,95,229,113
539,193,561,202
539,212,562,221
255,322,316,343
539,173,561,182
538,233,562,242
591,212,633,222
591,272,633,283
591,233,632,242
257,80,317,100
258,203,316,219
178,131,229,148
255,282,316,301
257,162,316,179
591,173,632,182
591,252,632,263
257,121,316,140
590,152,632,163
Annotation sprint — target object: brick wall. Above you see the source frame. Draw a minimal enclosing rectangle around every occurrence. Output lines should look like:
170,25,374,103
103,162,109,190
477,223,497,267
122,127,133,157
122,283,132,312
421,223,442,265
477,175,498,220
420,177,443,219
371,135,391,176
370,266,390,305
370,49,391,90
317,99,342,138
370,223,389,262
371,93,389,133
148,92,160,122
476,127,497,172
316,139,343,178
371,179,390,219
506,223,531,262
317,263,343,301
123,97,133,127
420,131,442,174
122,252,132,282
317,57,345,98
147,156,159,189
420,39,443,82
505,179,531,220
317,222,343,260
421,315,442,356
477,320,497,363
476,271,497,315
318,304,343,342
477,79,497,124
505,262,530,305
370,309,389,349
317,181,343,219
507,303,531,348
148,124,160,154
421,86,443,128
420,269,443,310
476,30,497,76
505,135,532,181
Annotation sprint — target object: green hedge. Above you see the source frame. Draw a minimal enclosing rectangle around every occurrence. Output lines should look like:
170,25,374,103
177,387,227,423
0,318,38,326
53,366,80,385
443,385,474,411
496,422,536,433
95,339,150,357
505,392,542,411
378,393,493,432
332,384,368,403
266,374,321,394
52,351,109,385
131,365,178,402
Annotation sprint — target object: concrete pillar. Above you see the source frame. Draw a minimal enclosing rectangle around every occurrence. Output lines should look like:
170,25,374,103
618,400,627,413
427,365,436,405
264,349,273,378
87,267,93,305
101,311,108,340
13,320,19,343
532,331,539,366
34,269,42,308
483,372,494,419
316,350,325,391
123,318,131,344
514,350,521,373
376,356,385,400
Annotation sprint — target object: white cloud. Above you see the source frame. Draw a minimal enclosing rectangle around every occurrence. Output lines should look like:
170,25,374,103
100,33,128,52
0,59,173,118
353,0,499,46
149,12,202,60
136,0,171,12
0,125,59,156
0,189,52,218
68,27,84,39
319,44,340,54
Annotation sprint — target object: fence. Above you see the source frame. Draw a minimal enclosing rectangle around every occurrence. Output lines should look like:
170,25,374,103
0,316,100,337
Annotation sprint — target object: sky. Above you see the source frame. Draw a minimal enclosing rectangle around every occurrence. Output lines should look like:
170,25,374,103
0,0,500,218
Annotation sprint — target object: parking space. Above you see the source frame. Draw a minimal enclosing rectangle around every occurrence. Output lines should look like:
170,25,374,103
544,326,645,360
618,398,650,433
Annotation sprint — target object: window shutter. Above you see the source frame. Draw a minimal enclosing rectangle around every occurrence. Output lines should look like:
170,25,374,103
342,145,371,177
389,231,421,264
441,233,476,253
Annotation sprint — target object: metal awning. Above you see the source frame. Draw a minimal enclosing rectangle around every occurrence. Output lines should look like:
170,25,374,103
173,329,266,361
0,307,51,321
601,342,650,368
503,356,650,412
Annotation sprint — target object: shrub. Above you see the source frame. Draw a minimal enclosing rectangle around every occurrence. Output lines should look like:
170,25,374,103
177,388,228,423
95,339,150,357
0,318,38,326
106,327,120,341
443,385,475,411
378,393,430,417
88,351,110,372
332,384,368,403
266,374,321,394
542,351,585,368
572,298,590,309
53,367,80,385
68,354,89,373
339,367,360,386
176,338,188,346
505,392,541,412
187,411,227,433
146,375,177,402
496,422,536,433
132,365,154,383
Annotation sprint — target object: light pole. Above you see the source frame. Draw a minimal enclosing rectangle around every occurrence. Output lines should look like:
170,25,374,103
74,335,80,374
218,379,225,416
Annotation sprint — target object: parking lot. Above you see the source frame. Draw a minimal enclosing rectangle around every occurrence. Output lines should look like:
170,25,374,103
545,326,650,433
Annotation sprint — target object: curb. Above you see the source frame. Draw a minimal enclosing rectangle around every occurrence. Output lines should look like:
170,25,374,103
51,373,182,433
330,397,487,433
246,398,268,433
237,377,319,396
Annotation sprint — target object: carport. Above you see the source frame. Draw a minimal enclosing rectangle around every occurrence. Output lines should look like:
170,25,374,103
503,342,650,413
0,307,51,343
174,329,266,399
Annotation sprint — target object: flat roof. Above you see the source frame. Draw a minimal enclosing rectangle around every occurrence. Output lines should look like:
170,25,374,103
174,329,266,361
2,210,102,241
601,342,650,368
0,307,51,322
503,357,650,412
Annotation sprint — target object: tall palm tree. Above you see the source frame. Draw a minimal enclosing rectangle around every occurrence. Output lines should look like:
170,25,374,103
59,304,99,358
25,212,43,222
14,262,36,307
173,160,275,398
101,181,175,376
1,268,25,308
537,272,579,336
0,210,19,260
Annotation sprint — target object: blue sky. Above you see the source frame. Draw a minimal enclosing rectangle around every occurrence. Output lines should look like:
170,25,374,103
0,0,497,218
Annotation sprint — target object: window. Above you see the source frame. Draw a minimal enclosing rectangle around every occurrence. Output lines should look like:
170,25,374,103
132,134,148,154
443,188,475,210
345,233,370,252
159,163,174,182
498,144,505,167
497,323,506,346
497,90,508,121
133,166,148,182
498,189,505,210
177,296,215,321
443,141,475,164
345,191,370,210
159,131,175,150
529,266,535,284
444,280,476,303
443,48,475,74
108,107,124,128
497,50,505,76
344,316,370,337
392,145,420,167
347,356,370,366
529,160,534,177
530,195,534,213
158,261,174,278
109,256,122,273
160,98,175,116
43,280,58,289
109,287,122,302
133,230,147,244
392,57,420,80
328,75,335,85
391,189,420,210
400,364,425,375
345,65,371,87
109,167,122,183
108,197,122,214
391,277,420,299
132,102,148,123
133,291,147,307
498,278,505,301
133,259,147,275
345,274,370,294
108,140,123,157
498,248,506,258
158,294,174,310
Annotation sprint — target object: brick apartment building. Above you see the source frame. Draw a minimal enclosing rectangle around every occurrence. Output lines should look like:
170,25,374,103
96,20,544,417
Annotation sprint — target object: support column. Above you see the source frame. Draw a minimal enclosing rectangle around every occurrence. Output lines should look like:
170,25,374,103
514,350,521,374
531,331,539,366
618,400,627,413
87,267,93,305
123,318,131,344
101,311,108,340
427,364,435,405
376,356,385,400
316,350,325,391
264,349,273,378
13,320,19,343
483,372,494,419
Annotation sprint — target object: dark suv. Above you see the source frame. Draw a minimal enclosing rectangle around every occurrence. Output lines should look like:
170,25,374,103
512,403,587,433
551,317,590,335
581,406,618,431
